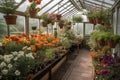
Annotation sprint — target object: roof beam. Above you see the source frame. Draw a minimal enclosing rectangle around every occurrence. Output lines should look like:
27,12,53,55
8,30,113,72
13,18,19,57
92,0,113,6
69,0,81,11
78,0,85,9
41,0,53,10
60,6,74,15
84,0,110,8
42,0,63,14
58,4,73,14
65,10,78,17
51,1,70,13
85,2,107,10
63,8,76,16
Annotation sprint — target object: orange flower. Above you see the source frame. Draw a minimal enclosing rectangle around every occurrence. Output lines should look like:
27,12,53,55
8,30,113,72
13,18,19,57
47,43,55,47
89,51,98,58
30,45,36,52
36,0,42,4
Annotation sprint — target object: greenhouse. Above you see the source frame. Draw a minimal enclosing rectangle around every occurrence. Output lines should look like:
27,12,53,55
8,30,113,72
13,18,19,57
0,0,120,80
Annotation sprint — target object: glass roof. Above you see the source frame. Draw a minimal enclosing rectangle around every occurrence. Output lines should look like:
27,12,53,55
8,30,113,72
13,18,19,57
15,0,116,17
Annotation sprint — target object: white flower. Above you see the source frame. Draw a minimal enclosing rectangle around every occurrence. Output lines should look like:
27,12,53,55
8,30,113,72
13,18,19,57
14,57,18,61
26,53,34,59
0,62,6,68
8,54,14,59
0,55,3,60
27,47,31,50
0,75,2,79
11,51,18,56
15,70,20,76
0,43,2,46
18,51,24,54
8,64,13,69
2,69,8,75
4,55,11,63
22,46,28,50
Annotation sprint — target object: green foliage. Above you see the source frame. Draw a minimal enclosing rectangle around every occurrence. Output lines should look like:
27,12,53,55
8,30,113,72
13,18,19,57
4,42,25,54
0,0,19,15
29,2,37,12
72,16,83,23
95,24,113,32
45,48,55,60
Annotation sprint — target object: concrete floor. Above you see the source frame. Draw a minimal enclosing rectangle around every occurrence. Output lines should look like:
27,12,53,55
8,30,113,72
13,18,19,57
52,48,93,80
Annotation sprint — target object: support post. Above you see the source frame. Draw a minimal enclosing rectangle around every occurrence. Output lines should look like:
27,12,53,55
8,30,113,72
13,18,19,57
7,25,10,36
25,16,29,35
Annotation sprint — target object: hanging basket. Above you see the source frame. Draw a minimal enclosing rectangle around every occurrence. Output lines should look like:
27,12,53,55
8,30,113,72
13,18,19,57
108,40,117,48
95,18,102,24
29,11,36,18
4,15,17,25
42,21,48,27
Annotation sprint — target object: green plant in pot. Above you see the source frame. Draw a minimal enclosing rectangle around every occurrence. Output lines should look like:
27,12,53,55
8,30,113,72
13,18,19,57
72,16,83,23
41,13,51,27
96,32,107,46
108,34,120,48
0,0,19,24
87,11,96,24
28,2,40,18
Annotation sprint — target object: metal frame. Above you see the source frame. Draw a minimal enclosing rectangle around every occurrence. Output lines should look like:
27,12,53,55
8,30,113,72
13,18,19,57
51,1,70,13
61,7,75,15
83,0,110,8
65,10,78,18
63,8,77,16
42,0,63,14
60,5,74,14
53,3,72,14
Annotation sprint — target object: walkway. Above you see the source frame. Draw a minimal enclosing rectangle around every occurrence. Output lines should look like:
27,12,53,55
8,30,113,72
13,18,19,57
52,48,93,80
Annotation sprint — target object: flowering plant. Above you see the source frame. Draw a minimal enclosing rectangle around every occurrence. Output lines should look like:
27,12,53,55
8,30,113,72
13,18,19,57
0,50,35,80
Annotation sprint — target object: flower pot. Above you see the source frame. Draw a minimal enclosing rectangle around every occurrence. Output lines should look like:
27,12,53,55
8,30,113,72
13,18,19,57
96,18,102,24
108,40,117,48
4,15,17,25
42,21,48,27
29,11,36,18
97,40,106,47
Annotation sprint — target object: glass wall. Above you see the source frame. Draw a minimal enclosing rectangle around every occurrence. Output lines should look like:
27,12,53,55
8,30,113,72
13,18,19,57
73,23,83,36
29,18,39,34
85,23,94,35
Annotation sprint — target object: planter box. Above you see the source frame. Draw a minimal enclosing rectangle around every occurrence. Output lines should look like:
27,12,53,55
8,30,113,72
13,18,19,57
31,53,67,80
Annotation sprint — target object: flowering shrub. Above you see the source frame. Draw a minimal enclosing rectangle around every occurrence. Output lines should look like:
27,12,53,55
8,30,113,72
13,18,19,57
0,50,35,80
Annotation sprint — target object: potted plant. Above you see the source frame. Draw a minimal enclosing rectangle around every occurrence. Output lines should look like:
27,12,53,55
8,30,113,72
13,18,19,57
72,16,83,23
108,34,120,48
28,2,40,18
41,13,51,27
0,0,19,24
87,11,96,25
58,20,64,29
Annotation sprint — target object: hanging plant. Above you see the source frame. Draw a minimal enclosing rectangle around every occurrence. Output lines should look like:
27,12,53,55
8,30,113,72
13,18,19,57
58,20,64,29
28,2,41,18
72,16,83,23
35,0,42,4
29,0,33,2
0,0,19,25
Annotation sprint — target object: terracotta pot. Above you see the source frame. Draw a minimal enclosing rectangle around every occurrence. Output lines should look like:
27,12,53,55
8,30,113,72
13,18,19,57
4,15,17,25
42,21,48,27
29,11,36,18
97,40,106,47
96,18,102,24
89,18,96,25
108,40,117,48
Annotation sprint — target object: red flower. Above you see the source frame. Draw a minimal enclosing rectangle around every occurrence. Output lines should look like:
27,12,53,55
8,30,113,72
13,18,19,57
28,0,33,2
37,7,40,12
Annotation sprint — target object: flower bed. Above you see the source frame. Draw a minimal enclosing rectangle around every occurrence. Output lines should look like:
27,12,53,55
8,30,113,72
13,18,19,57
0,29,82,80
